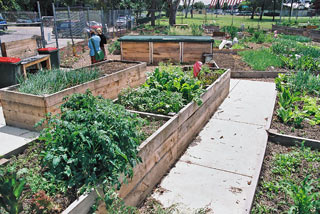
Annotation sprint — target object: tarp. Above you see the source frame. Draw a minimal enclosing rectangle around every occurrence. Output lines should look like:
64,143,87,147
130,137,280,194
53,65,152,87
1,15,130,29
118,35,215,43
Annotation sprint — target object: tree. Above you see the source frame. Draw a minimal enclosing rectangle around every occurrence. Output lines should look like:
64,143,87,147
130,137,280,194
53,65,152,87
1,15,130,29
190,0,195,18
183,0,192,18
167,0,180,26
194,1,205,9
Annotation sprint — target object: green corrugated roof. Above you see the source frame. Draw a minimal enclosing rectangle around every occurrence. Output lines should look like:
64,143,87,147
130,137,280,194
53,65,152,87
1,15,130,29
118,35,214,43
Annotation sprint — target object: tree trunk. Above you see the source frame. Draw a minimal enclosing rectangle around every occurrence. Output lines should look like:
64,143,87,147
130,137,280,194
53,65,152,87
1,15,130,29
168,0,181,26
289,0,294,20
251,7,256,19
151,0,156,26
272,0,276,21
185,0,192,18
259,0,266,20
190,0,195,18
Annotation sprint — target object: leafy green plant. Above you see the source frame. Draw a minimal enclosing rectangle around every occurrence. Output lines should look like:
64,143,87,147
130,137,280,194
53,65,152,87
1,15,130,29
221,25,239,39
283,176,320,214
118,87,185,115
277,107,293,124
279,34,311,43
144,64,204,105
38,90,144,193
108,40,120,54
190,24,203,36
0,172,26,214
18,68,100,95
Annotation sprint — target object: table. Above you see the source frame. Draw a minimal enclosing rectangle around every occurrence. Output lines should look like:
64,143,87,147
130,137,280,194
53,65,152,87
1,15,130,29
20,55,51,78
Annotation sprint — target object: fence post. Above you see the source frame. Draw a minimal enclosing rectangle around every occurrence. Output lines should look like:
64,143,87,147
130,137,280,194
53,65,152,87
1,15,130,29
101,8,107,35
67,6,76,56
37,1,46,48
52,3,59,49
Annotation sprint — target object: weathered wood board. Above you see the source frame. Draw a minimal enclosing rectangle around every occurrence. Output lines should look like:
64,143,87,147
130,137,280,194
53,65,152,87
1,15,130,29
1,38,39,58
121,42,149,62
183,42,211,63
153,42,180,63
0,61,147,131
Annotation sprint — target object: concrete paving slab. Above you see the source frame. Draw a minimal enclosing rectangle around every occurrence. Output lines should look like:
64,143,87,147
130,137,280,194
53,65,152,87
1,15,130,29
0,107,39,157
152,161,253,214
229,79,240,93
180,119,267,177
213,80,276,126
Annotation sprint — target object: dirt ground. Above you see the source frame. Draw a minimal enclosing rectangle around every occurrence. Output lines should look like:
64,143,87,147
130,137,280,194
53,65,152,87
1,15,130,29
270,98,320,141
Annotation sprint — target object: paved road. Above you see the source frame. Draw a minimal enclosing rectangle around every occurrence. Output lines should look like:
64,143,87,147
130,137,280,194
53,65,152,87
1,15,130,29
0,26,83,50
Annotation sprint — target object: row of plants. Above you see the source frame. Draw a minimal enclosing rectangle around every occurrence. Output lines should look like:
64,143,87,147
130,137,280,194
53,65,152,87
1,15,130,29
117,64,225,115
252,143,320,213
275,71,320,129
0,90,162,213
17,68,101,95
276,19,320,29
135,24,204,36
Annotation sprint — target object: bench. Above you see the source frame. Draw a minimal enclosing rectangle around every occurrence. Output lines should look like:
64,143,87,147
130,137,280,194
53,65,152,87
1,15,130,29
173,24,189,28
0,37,51,78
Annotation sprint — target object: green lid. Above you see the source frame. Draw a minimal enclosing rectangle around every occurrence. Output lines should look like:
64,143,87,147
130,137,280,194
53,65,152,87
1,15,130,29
118,35,214,43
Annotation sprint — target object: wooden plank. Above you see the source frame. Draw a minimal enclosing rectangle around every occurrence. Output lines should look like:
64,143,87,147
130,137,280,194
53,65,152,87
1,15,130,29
4,38,38,58
153,42,180,63
1,100,46,117
122,42,149,63
268,129,320,150
183,42,211,63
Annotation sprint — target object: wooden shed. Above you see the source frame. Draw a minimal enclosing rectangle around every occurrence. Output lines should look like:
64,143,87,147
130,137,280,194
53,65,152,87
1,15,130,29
118,35,214,64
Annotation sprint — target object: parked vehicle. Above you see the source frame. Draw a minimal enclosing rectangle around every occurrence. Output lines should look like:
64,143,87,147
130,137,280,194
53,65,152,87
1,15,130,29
52,20,84,38
0,13,7,31
116,16,134,29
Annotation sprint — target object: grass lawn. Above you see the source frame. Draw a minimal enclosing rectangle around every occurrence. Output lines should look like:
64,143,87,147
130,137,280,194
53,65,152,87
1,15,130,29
238,49,284,70
155,14,319,30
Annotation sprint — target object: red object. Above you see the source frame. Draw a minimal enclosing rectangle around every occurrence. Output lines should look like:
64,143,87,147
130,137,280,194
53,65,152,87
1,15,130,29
0,57,21,64
90,25,101,29
193,61,202,78
38,47,58,52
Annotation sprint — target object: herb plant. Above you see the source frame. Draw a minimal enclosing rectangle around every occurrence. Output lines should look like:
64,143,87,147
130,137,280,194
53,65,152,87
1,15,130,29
18,68,100,95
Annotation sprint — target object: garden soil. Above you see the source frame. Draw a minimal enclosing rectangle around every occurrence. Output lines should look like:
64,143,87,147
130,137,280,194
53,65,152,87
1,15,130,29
213,52,251,71
252,141,320,212
270,98,320,141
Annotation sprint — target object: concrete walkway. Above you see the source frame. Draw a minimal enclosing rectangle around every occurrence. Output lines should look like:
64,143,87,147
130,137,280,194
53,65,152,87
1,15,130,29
0,107,38,158
152,79,277,214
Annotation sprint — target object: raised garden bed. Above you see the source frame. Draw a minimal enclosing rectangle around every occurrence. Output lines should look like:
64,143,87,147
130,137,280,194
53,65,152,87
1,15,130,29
0,60,147,130
272,25,320,42
269,71,320,143
252,141,320,213
64,67,231,213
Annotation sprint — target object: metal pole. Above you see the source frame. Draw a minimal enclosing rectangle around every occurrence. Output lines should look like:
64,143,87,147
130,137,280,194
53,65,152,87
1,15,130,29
67,6,76,56
52,3,59,49
87,7,90,29
280,0,284,22
67,6,74,46
37,1,46,48
101,8,107,35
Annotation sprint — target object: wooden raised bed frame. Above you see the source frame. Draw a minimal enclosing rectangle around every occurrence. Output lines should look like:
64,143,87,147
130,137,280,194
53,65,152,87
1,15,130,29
119,36,214,64
0,60,147,131
63,69,231,214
